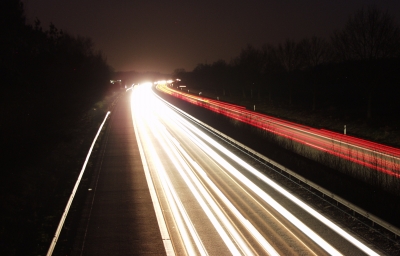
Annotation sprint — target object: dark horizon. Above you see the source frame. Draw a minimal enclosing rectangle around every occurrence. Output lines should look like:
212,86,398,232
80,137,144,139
21,0,400,74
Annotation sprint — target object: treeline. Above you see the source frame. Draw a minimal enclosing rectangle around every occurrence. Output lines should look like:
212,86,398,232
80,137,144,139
175,6,400,124
0,1,114,254
1,0,113,169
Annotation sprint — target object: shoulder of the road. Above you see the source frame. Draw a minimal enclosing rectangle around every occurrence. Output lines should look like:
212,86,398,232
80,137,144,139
69,92,167,255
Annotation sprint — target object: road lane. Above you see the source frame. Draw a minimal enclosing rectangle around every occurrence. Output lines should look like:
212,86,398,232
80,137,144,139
131,84,381,255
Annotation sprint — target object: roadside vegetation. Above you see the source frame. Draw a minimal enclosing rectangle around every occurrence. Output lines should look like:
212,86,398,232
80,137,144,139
0,1,121,255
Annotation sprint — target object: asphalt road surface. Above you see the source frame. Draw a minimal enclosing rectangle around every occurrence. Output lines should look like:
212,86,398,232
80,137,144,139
69,84,383,255
69,89,166,255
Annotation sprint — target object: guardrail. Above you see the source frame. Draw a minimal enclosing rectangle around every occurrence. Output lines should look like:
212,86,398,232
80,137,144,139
157,92,400,239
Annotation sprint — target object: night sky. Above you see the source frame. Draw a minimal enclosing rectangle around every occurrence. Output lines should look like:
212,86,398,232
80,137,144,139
21,0,400,74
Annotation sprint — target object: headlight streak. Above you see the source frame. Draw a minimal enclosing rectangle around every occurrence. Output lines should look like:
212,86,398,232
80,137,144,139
131,101,174,255
168,131,280,256
162,131,256,255
140,85,277,255
137,85,246,254
166,114,319,255
170,105,379,256
151,89,322,255
147,116,246,255
162,107,342,256
135,84,379,255
132,88,202,255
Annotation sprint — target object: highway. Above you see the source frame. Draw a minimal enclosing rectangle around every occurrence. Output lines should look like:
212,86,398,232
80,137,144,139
131,84,381,255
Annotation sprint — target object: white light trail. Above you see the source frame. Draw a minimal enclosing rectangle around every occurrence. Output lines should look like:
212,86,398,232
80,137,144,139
154,123,253,255
162,110,341,255
132,87,203,255
170,102,379,256
131,103,174,255
133,84,380,256
169,132,280,256
144,114,243,255
134,85,277,255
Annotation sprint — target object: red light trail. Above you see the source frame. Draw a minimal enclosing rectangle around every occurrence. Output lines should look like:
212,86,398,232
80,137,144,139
157,83,400,179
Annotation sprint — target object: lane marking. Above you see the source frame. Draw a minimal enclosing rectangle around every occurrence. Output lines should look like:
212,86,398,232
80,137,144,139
47,111,111,256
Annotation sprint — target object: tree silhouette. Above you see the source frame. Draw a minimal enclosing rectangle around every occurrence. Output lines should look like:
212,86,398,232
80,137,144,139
331,5,400,118
233,45,264,99
261,43,283,105
0,2,113,254
332,6,400,61
276,39,304,105
300,36,332,110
